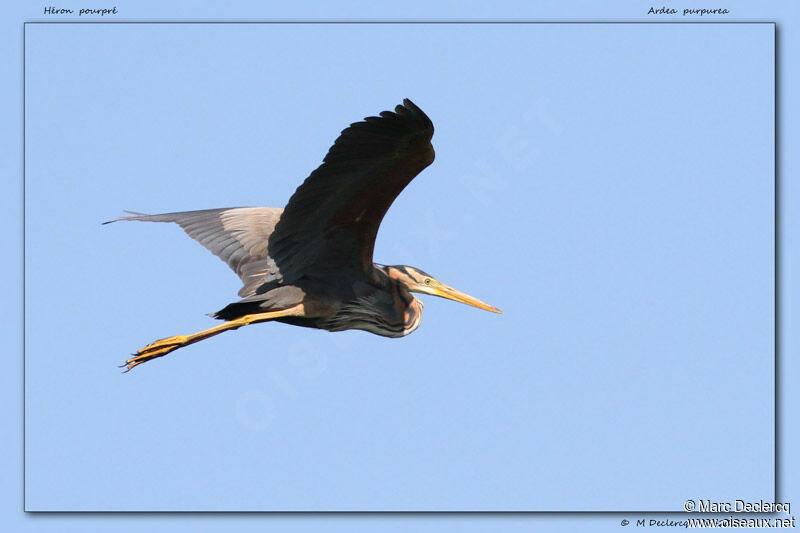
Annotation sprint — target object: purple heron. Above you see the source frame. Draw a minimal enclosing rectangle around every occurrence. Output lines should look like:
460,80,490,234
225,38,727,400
106,99,501,371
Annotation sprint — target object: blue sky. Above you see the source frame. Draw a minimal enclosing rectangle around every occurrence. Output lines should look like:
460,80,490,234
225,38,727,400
4,1,797,531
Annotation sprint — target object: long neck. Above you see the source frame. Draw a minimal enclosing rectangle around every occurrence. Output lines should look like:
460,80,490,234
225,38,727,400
323,265,424,337
390,277,424,337
383,265,424,336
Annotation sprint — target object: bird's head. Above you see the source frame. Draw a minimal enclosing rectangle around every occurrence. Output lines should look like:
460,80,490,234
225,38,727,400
385,265,502,314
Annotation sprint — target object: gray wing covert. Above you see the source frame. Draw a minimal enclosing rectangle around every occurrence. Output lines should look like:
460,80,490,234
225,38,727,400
105,207,284,297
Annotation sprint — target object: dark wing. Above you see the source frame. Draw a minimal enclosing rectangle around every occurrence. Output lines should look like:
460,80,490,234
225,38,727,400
267,99,435,285
104,207,284,297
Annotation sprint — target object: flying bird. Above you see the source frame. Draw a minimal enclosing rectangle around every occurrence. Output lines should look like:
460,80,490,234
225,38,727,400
107,99,501,371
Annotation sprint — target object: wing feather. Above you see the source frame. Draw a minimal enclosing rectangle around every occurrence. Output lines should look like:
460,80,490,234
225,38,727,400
267,99,435,284
104,207,283,297
106,99,435,298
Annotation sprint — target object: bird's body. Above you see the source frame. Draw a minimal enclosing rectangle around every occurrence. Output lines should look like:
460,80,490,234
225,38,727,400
108,99,500,371
269,264,426,338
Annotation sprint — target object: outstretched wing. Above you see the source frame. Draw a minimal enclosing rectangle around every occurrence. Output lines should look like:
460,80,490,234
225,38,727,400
267,98,435,284
104,207,284,297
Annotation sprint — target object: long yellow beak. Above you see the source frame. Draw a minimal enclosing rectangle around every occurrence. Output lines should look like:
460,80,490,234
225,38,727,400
424,283,502,314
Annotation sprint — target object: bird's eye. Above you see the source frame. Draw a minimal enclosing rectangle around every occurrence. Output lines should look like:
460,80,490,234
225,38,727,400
424,278,433,286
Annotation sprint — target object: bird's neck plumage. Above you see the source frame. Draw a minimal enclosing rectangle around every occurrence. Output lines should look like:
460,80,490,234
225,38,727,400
320,265,423,337
388,279,424,337
377,264,424,337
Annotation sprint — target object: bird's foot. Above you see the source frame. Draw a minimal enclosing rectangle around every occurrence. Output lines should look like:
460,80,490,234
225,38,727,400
122,335,187,372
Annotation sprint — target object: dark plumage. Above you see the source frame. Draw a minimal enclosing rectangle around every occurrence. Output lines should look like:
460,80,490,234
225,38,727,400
107,99,500,371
